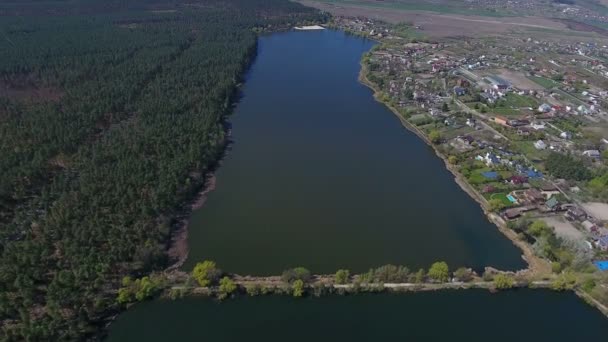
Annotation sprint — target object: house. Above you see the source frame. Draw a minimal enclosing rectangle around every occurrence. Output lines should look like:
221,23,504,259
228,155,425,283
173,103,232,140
582,150,601,159
523,188,545,203
508,119,528,127
466,118,476,127
485,75,511,90
540,184,560,198
534,140,546,150
453,86,466,96
538,103,552,113
560,131,572,140
503,208,521,220
494,116,509,126
531,122,545,130
484,153,500,166
597,236,608,251
565,207,586,221
582,220,597,233
545,197,560,211
480,92,496,104
525,169,543,179
509,175,528,185
517,127,531,136
482,185,496,193
458,135,474,145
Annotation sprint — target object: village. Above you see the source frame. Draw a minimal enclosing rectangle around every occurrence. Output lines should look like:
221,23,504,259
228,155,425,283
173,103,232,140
334,17,608,269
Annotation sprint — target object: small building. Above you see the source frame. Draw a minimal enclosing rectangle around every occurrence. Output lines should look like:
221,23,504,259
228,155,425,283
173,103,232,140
523,188,544,203
582,220,598,233
503,208,521,220
485,75,511,90
509,175,528,185
566,207,586,221
598,237,608,251
484,153,500,166
517,127,531,136
541,187,560,199
560,131,572,140
480,92,496,104
531,122,545,130
453,86,466,96
482,185,496,193
545,197,559,211
538,103,552,113
534,140,546,150
494,116,509,126
526,169,543,179
582,150,601,159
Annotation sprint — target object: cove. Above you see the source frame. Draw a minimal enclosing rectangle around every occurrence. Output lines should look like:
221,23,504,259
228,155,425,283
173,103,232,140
183,29,525,274
107,290,608,341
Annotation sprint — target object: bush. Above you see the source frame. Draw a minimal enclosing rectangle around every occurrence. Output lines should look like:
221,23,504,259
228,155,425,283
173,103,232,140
192,260,221,287
551,262,562,274
117,276,163,304
292,279,305,297
493,274,515,290
335,269,350,284
413,268,426,283
245,284,261,296
282,267,312,284
218,276,237,299
453,267,474,282
372,265,410,283
429,130,441,144
551,272,577,291
428,262,449,282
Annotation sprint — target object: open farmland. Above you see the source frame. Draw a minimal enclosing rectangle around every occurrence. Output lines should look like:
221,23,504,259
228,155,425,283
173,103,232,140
301,0,574,38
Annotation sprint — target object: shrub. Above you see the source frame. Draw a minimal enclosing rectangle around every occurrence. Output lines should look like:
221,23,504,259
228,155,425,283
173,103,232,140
493,274,515,290
282,267,312,284
192,260,221,287
335,269,350,284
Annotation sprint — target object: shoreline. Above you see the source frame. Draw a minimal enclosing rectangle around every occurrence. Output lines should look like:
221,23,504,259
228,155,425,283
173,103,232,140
357,60,548,276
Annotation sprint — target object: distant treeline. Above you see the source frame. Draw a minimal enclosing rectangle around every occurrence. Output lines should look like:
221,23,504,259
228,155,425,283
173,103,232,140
0,0,325,340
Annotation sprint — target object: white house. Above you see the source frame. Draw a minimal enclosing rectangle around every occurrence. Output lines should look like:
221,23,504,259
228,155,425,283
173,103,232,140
538,103,552,113
534,140,547,150
531,122,546,130
582,150,601,159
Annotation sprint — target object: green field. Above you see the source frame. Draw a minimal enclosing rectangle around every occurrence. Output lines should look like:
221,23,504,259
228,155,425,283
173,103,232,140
492,107,521,116
489,192,513,206
319,0,515,17
528,76,558,89
512,141,549,164
409,113,432,125
500,93,538,108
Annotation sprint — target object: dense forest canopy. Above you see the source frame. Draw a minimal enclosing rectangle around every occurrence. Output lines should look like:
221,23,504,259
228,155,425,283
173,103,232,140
0,0,325,339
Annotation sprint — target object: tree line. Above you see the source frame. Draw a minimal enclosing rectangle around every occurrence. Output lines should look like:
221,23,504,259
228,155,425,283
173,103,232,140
0,0,324,340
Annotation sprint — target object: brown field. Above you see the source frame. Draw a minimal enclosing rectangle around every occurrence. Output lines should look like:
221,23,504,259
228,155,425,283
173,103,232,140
492,69,546,91
300,0,584,38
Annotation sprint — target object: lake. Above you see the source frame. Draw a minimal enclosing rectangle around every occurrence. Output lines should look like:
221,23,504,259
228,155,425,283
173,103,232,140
183,29,525,274
107,290,608,341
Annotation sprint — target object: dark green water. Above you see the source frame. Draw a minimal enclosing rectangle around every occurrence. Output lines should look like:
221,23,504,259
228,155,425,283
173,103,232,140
183,29,524,274
108,290,608,341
